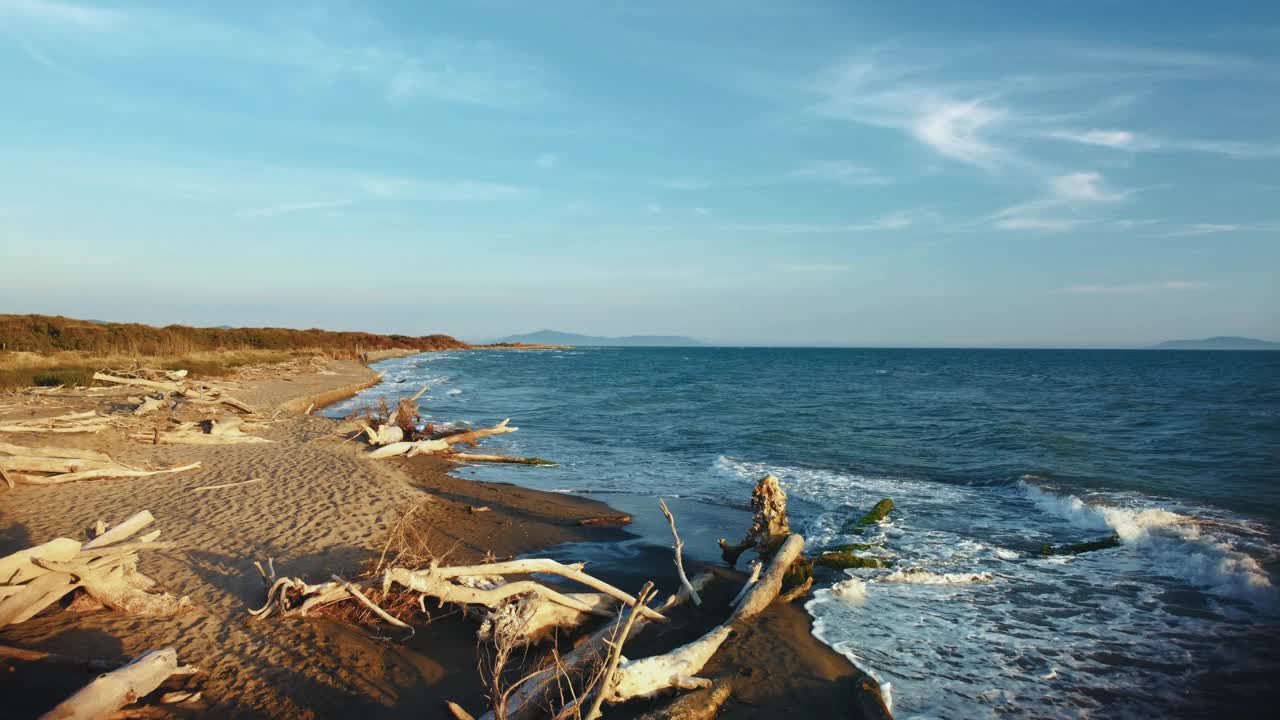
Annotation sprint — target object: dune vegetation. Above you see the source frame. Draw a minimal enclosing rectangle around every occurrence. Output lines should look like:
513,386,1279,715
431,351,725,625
0,315,467,389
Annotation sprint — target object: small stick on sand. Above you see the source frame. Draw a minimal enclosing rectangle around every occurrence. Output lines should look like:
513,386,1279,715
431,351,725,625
192,478,264,492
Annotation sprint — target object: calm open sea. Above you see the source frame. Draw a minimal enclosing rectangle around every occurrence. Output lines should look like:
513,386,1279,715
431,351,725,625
328,347,1280,719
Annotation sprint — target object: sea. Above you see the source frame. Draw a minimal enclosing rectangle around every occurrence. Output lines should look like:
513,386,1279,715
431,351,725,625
326,347,1280,719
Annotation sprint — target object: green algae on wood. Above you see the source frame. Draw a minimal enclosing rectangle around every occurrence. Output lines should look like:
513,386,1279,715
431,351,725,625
815,551,893,570
829,543,874,553
842,498,894,534
1039,533,1121,556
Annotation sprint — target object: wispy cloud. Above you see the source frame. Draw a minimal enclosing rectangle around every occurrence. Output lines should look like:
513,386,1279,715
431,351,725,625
1051,172,1128,203
994,217,1082,232
1167,223,1242,237
775,262,851,273
1058,280,1211,295
805,59,1014,170
0,0,120,29
1,1,544,107
537,153,558,169
788,161,893,186
358,177,525,202
725,211,913,234
1047,128,1280,159
1071,45,1254,71
646,203,663,215
662,177,712,191
1045,129,1157,151
911,100,1006,168
990,171,1128,231
239,199,352,219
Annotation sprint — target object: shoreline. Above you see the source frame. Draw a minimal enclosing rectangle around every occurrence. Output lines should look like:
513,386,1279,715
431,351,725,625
0,352,886,718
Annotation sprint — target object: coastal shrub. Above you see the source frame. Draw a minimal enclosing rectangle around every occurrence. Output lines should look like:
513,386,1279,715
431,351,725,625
0,313,468,357
30,368,93,387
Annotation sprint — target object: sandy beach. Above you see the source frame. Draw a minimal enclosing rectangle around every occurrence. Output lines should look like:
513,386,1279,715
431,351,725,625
0,355,880,719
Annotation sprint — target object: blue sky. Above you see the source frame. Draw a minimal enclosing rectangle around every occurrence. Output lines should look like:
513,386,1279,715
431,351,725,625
1,0,1277,346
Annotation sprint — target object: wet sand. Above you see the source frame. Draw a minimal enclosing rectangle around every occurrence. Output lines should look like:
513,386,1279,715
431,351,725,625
0,356,883,719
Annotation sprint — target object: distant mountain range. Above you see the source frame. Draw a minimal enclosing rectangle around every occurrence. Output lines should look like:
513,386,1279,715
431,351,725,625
492,330,704,347
1153,336,1279,350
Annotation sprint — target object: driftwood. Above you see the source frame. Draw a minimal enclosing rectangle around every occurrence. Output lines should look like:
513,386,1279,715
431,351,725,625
445,453,555,466
585,582,657,720
368,439,450,459
659,499,701,606
92,373,183,394
130,417,268,445
633,680,732,720
0,444,200,486
0,512,190,627
0,442,111,462
0,411,111,434
483,574,712,720
718,473,790,566
733,533,805,620
361,423,404,446
132,397,166,416
437,418,517,447
14,463,200,486
39,648,193,720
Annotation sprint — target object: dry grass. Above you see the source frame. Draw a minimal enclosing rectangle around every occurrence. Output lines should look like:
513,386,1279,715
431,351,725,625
0,348,311,390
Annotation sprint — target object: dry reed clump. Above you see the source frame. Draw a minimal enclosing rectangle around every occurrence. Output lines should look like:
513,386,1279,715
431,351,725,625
314,502,464,630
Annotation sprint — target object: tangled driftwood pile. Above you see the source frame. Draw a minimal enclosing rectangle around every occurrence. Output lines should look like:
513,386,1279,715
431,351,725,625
0,510,191,627
355,397,550,466
249,474,892,719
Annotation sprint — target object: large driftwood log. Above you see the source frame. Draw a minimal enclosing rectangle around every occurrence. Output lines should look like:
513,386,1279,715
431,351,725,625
0,412,111,434
85,511,154,550
437,418,517,446
0,443,111,462
91,373,183,393
609,623,732,701
13,462,200,486
0,538,82,584
733,533,805,620
718,474,790,566
633,680,732,720
367,439,450,459
39,648,183,720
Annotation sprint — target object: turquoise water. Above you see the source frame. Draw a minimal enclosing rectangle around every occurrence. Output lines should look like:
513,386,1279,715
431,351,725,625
328,347,1280,718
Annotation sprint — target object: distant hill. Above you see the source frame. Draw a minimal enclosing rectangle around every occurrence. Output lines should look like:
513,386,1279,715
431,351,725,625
494,330,704,347
1153,336,1280,351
